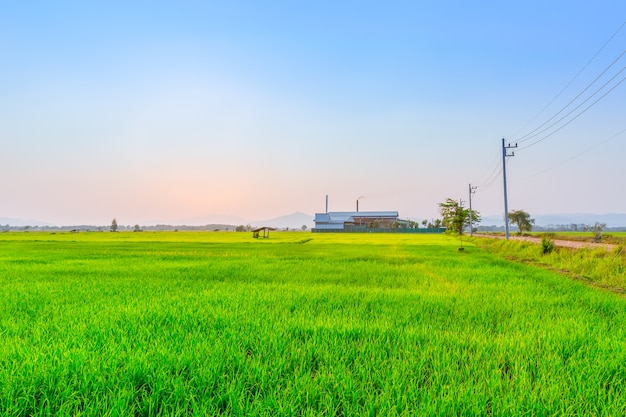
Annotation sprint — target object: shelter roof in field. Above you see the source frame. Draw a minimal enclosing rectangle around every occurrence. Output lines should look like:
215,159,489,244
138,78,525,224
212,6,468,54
252,226,276,238
252,227,277,232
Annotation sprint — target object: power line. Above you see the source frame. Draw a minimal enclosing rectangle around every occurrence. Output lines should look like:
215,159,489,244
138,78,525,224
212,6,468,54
518,73,626,151
515,50,626,144
475,150,501,189
518,127,626,180
510,20,626,140
476,165,502,192
474,22,626,218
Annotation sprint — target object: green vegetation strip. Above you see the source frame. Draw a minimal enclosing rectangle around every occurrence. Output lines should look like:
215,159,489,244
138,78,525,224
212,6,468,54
478,235,626,292
1,232,625,416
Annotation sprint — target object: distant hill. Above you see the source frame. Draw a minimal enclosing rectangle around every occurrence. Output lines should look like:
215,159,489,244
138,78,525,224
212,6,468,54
480,213,626,228
176,212,314,230
0,212,316,230
175,214,246,226
4,212,624,230
254,212,314,230
0,217,54,227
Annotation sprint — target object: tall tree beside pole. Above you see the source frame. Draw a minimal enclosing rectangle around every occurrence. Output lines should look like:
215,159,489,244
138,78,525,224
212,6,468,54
439,198,481,236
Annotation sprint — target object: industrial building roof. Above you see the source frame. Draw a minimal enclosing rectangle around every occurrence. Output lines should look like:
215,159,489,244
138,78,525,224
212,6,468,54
315,211,398,220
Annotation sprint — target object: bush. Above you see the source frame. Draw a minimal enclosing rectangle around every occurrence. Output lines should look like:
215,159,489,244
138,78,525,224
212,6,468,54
541,235,555,255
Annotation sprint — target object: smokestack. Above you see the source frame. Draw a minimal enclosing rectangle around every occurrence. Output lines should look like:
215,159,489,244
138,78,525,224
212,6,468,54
325,195,328,213
356,196,364,212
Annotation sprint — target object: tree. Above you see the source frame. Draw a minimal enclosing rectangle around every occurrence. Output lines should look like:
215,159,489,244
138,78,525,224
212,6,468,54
508,210,534,235
586,222,606,242
301,225,307,231
407,220,420,229
110,218,118,232
133,224,142,232
235,225,245,232
438,198,481,235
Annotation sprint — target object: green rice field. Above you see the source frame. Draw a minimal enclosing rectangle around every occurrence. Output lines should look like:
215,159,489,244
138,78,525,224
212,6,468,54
1,231,625,416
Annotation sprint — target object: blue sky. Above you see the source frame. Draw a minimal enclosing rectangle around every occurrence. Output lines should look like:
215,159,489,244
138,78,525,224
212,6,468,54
1,1,625,225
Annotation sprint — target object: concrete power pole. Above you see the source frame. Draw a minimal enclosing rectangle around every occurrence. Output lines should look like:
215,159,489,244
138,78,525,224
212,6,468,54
502,138,517,240
468,184,477,236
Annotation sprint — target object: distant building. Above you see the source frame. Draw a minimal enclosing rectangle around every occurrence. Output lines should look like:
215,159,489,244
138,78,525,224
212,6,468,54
313,211,406,232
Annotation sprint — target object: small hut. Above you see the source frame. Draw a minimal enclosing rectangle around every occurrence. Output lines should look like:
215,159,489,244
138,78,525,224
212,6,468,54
252,227,276,238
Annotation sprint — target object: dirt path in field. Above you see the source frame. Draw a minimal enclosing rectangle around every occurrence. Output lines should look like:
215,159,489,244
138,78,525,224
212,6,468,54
475,234,617,251
475,233,626,296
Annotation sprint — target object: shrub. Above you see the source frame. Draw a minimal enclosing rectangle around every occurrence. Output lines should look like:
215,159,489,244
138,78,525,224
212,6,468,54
541,234,555,255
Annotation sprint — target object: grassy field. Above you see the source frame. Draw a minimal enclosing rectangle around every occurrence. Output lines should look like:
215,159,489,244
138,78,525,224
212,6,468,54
525,231,626,245
476,234,626,292
1,231,625,416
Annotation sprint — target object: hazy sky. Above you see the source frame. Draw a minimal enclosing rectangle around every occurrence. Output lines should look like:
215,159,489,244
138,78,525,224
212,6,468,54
1,1,625,226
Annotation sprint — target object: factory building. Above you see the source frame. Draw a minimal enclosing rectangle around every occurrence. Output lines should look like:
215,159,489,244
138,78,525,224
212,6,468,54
313,211,408,232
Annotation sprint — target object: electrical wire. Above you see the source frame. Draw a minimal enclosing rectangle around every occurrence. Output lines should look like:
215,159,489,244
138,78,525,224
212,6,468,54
475,150,501,188
474,21,626,206
476,166,502,193
518,73,626,151
510,20,626,140
519,127,626,180
515,50,626,144
476,162,501,189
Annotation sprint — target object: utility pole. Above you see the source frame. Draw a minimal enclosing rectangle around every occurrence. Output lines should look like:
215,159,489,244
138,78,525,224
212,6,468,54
468,184,477,236
502,138,517,240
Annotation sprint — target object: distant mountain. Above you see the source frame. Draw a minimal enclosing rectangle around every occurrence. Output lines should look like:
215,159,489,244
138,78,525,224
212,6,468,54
254,212,314,230
480,213,626,228
0,217,54,227
171,212,314,229
176,214,247,226
5,212,623,230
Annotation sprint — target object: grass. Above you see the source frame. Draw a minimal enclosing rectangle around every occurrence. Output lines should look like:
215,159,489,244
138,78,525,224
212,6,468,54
525,231,626,245
477,235,626,291
1,231,626,415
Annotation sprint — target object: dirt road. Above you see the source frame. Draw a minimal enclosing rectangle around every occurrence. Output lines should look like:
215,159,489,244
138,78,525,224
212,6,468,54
475,234,616,251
